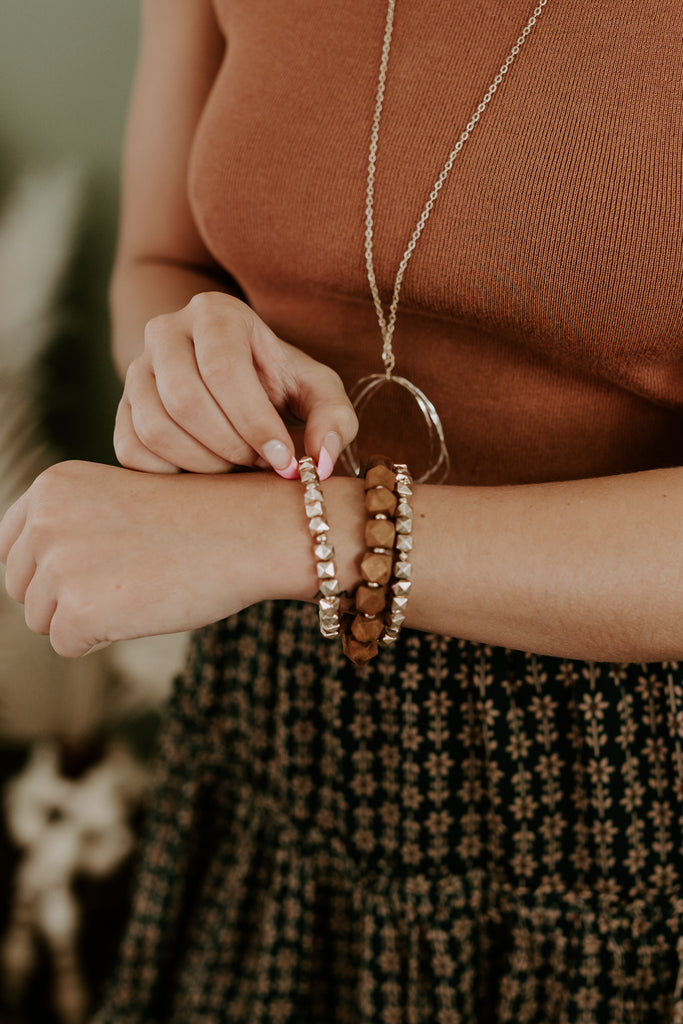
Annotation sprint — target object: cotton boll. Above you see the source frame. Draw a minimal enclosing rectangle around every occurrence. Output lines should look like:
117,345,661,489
38,885,79,947
5,743,72,849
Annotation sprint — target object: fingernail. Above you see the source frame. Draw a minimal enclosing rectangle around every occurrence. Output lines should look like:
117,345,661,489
317,432,342,481
262,440,297,476
276,457,299,480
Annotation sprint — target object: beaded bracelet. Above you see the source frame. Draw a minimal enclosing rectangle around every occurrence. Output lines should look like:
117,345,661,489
380,463,413,645
299,456,342,638
298,454,414,664
341,456,398,666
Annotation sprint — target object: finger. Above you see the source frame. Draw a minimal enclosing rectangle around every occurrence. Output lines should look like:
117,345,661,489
125,363,235,473
150,325,260,469
114,397,182,474
23,575,57,636
183,302,299,478
297,366,359,480
0,493,29,565
3,543,36,604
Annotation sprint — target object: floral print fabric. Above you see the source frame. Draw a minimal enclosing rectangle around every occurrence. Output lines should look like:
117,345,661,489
94,602,683,1023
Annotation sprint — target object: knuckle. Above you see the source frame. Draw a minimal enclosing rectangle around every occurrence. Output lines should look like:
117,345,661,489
187,291,218,320
143,312,173,351
162,385,194,424
337,402,359,438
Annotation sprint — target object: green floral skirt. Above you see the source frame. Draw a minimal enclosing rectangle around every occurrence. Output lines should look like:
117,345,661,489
94,601,683,1023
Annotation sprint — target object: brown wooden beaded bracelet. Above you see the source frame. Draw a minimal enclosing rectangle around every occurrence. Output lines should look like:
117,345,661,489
341,455,404,667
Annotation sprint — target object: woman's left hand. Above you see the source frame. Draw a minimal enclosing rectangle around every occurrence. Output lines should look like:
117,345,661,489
0,460,312,658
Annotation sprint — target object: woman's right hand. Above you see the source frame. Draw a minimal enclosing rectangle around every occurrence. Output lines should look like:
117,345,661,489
114,291,358,479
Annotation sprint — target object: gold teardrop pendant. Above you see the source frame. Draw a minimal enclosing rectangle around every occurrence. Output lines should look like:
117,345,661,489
340,373,450,484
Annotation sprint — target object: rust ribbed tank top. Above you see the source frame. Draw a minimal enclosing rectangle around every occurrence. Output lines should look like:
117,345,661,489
189,0,683,485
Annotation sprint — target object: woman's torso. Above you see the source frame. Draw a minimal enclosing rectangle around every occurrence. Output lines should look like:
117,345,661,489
190,0,683,485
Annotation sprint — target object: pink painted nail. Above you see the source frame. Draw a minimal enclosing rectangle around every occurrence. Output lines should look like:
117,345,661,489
275,456,299,480
317,432,342,481
317,446,334,481
262,440,298,479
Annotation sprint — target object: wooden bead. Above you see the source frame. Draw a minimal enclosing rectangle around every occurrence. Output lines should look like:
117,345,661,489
342,632,379,666
355,584,387,616
364,464,397,491
364,486,397,516
360,551,393,585
364,517,396,549
350,614,385,643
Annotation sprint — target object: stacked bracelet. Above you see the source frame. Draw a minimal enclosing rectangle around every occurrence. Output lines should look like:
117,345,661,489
298,453,413,666
380,463,413,645
299,456,342,638
341,456,398,665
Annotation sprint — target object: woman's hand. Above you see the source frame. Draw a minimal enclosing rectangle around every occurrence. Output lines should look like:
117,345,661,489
0,460,318,658
114,291,358,479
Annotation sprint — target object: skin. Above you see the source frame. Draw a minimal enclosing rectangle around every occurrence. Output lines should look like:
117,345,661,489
1,0,682,663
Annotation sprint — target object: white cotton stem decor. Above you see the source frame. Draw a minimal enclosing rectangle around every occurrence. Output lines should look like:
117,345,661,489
2,742,147,1023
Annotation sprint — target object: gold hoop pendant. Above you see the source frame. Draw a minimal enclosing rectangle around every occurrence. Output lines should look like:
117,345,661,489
340,373,451,484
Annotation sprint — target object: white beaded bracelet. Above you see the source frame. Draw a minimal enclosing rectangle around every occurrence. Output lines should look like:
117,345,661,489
380,463,413,646
299,456,342,639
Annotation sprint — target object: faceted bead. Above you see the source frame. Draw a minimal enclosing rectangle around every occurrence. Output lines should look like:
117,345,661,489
360,551,393,585
364,487,397,516
395,534,413,553
314,542,335,562
316,560,336,579
320,578,341,597
395,517,411,535
308,516,330,534
305,500,324,518
394,560,412,580
365,518,396,550
355,584,387,616
364,464,397,491
342,631,379,666
393,579,412,596
350,614,384,642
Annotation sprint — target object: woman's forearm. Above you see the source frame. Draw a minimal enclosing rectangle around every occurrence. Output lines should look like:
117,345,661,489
321,467,683,663
2,459,681,661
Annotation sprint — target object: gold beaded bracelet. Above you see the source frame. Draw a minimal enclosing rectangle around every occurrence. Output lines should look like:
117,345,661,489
299,456,342,639
380,463,413,646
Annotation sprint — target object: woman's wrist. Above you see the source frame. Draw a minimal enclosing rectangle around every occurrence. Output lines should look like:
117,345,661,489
265,472,366,605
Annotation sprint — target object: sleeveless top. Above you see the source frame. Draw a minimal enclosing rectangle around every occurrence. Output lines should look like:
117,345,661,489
189,0,683,485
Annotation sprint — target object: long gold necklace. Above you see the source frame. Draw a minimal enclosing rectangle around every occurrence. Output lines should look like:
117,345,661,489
341,0,550,483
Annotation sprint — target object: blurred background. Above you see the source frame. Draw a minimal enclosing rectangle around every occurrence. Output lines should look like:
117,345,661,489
1,0,140,459
0,5,189,1021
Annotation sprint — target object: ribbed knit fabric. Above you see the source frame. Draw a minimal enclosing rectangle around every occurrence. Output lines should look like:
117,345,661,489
94,4,683,1022
189,0,683,484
